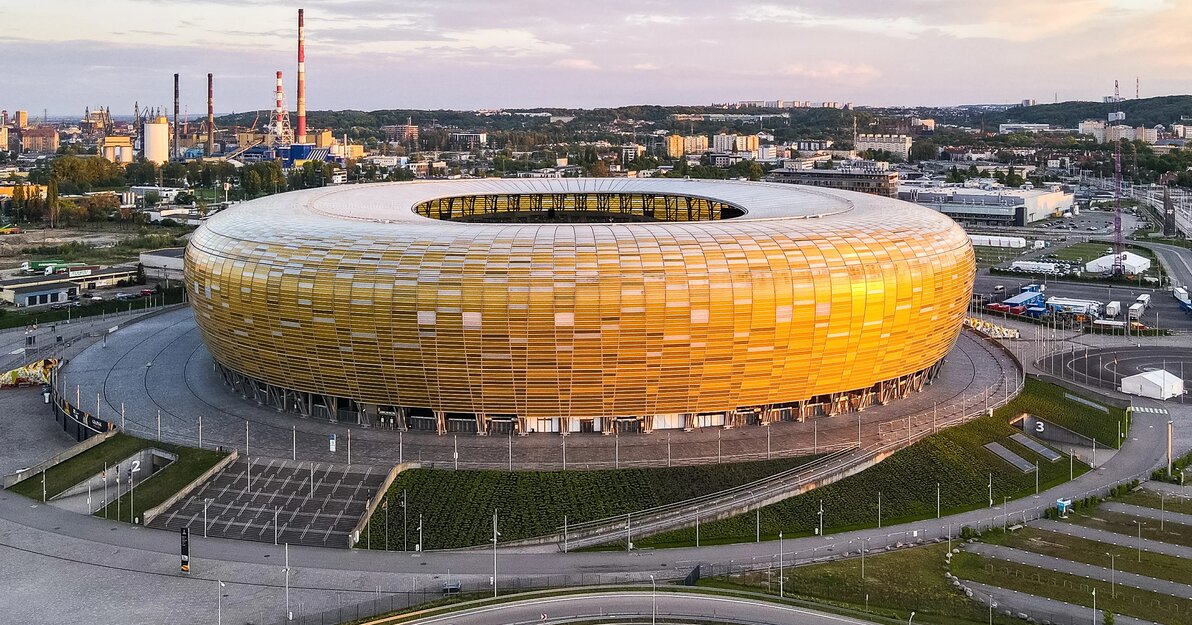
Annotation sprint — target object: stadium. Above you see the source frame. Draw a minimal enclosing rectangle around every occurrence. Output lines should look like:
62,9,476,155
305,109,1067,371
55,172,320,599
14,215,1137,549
184,179,975,436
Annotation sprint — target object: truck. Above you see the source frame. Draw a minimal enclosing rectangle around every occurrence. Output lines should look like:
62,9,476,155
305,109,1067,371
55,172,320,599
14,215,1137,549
19,260,66,273
43,262,88,275
1135,293,1151,310
1128,302,1146,321
1104,301,1121,318
1175,286,1190,306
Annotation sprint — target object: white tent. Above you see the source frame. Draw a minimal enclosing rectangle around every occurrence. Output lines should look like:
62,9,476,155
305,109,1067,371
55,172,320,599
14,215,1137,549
1086,252,1151,275
1120,370,1184,400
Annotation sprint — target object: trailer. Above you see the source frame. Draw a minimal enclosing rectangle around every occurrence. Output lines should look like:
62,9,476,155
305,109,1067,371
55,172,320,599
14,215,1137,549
1135,294,1151,310
19,260,67,274
1128,302,1146,321
1174,287,1190,306
1104,301,1121,318
1046,297,1103,317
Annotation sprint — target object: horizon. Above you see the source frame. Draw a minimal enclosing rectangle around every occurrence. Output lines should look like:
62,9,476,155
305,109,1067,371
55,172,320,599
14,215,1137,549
4,1,1191,115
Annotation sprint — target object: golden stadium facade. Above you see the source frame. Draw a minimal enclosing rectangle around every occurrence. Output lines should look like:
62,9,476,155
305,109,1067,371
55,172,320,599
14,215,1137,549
185,179,975,435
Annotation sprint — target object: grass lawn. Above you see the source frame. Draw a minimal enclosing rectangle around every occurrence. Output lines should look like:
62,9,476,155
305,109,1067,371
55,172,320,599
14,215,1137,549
365,455,822,550
1051,242,1157,264
1118,488,1192,516
638,404,1090,548
9,433,151,500
703,544,1020,625
8,433,225,523
1004,379,1125,448
1066,508,1192,549
952,551,1192,624
973,246,1024,269
982,526,1192,586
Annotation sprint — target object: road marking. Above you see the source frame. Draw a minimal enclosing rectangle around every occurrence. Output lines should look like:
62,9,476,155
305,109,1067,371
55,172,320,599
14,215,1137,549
1131,406,1168,414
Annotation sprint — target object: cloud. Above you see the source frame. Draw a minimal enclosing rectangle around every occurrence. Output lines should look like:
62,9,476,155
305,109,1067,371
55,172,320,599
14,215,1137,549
631,63,660,71
553,58,599,71
779,62,880,83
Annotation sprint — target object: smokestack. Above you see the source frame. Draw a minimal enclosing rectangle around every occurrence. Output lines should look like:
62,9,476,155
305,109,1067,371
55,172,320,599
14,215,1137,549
276,70,285,137
173,73,180,160
207,73,215,156
297,8,307,143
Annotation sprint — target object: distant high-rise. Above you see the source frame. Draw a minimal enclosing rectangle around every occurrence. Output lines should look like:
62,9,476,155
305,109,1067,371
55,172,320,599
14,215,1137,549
15,110,28,129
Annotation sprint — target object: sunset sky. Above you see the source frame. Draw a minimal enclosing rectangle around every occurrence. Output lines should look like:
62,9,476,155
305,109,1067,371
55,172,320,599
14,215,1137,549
4,0,1189,115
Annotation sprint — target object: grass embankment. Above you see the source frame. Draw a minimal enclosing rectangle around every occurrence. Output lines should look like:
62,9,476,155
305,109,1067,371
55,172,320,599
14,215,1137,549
0,286,186,330
704,543,1019,625
952,551,1192,624
9,433,225,523
363,456,821,550
17,231,188,266
1009,378,1125,448
982,526,1192,586
638,382,1100,548
1066,508,1192,549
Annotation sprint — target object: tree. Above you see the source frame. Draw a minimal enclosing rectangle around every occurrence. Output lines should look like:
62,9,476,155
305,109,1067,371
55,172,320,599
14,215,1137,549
46,178,59,228
81,193,120,221
144,191,162,207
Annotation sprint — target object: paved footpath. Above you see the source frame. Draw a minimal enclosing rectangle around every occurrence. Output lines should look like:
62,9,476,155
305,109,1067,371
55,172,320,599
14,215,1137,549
964,543,1192,599
1100,501,1192,527
1033,519,1192,559
961,581,1154,625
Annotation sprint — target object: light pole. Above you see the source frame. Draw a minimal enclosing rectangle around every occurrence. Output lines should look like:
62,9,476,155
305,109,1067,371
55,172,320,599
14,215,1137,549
204,498,212,538
284,543,292,621
989,594,996,625
1134,520,1143,562
1106,552,1116,598
1003,496,1009,531
818,500,823,536
909,610,916,624
1092,588,1096,624
778,532,784,598
492,509,500,597
650,574,657,625
216,579,225,625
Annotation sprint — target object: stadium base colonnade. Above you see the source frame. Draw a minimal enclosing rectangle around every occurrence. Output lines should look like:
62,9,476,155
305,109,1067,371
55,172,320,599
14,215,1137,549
185,179,976,436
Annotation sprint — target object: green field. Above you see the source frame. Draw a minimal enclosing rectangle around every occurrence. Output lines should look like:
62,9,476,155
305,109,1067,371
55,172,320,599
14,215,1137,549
1051,242,1156,265
362,455,823,550
704,544,1020,625
1067,508,1192,549
1117,488,1192,516
8,433,225,523
1006,379,1125,448
952,551,1192,624
982,526,1192,586
637,405,1089,548
17,232,186,266
973,246,1025,269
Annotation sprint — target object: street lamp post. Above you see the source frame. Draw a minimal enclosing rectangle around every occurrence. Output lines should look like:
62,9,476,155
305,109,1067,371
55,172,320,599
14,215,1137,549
818,500,823,536
650,574,657,625
216,579,225,625
1106,552,1116,598
909,610,916,624
492,509,500,597
1135,520,1143,562
778,532,784,598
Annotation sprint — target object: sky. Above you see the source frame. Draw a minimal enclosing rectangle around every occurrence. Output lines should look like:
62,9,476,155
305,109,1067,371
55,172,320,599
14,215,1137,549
3,0,1191,116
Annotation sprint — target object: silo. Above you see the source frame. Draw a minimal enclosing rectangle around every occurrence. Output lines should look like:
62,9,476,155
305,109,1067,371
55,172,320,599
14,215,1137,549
144,116,170,165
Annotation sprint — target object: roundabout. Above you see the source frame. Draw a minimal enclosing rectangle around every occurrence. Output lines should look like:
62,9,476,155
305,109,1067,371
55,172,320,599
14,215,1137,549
1039,346,1192,393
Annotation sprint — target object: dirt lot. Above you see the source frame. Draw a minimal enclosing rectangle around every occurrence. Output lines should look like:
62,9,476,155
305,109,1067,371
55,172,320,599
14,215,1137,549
0,226,187,277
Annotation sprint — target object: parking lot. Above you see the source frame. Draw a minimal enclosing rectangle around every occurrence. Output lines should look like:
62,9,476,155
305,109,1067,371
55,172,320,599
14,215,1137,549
973,273,1192,330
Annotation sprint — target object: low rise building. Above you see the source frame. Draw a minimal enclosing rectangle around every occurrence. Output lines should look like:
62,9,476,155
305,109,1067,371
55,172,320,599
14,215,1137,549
998,123,1051,134
897,184,1072,226
766,167,900,197
19,126,59,154
382,118,419,145
855,134,911,161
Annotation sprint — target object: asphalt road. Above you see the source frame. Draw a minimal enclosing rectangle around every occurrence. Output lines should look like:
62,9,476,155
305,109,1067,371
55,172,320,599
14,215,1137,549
1038,345,1192,392
962,581,1152,625
392,591,879,625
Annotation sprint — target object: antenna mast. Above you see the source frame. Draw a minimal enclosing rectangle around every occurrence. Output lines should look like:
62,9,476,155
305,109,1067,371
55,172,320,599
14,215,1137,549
1111,80,1125,276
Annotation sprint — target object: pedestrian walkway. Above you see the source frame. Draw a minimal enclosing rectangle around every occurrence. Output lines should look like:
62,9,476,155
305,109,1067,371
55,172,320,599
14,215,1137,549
1100,501,1192,527
1129,406,1169,414
961,580,1153,625
1034,519,1192,559
964,543,1192,598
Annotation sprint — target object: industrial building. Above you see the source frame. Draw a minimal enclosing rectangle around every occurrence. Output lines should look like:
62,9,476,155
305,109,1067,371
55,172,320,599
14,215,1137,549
19,126,59,154
185,179,973,434
766,167,900,197
139,248,186,281
897,185,1073,226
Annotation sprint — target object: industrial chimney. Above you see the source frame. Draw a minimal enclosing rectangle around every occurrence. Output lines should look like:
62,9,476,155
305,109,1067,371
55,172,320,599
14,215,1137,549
207,73,215,156
173,73,180,160
297,8,307,144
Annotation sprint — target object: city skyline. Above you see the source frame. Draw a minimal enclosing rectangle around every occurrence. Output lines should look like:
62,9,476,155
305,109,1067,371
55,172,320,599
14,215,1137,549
4,0,1192,114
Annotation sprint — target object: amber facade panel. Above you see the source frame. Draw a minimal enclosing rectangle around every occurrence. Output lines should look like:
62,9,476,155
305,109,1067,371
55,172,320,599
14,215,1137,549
186,180,974,423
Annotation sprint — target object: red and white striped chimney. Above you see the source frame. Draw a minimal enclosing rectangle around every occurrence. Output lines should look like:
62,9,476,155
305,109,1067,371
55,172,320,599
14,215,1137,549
297,8,307,143
276,70,285,131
